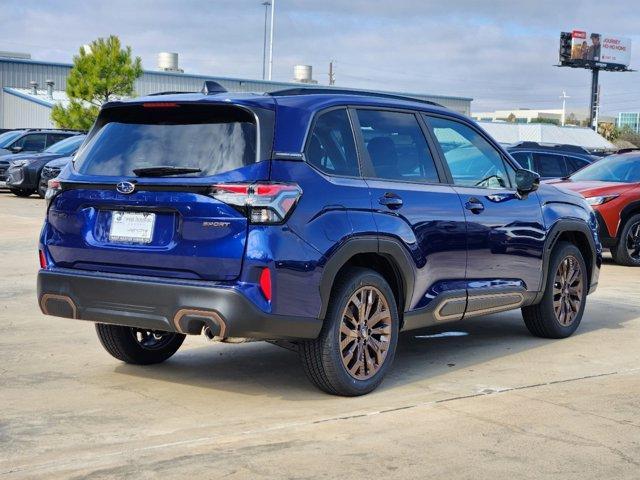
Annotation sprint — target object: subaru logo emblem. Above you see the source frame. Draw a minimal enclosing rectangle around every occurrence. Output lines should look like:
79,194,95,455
116,181,135,194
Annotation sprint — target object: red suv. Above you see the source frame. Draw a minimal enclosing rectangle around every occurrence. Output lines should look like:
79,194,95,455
552,152,640,266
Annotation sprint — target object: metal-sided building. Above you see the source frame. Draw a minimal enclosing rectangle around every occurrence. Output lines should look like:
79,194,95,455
0,54,472,129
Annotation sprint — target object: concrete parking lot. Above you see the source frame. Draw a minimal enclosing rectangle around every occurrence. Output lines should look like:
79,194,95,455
1,191,639,479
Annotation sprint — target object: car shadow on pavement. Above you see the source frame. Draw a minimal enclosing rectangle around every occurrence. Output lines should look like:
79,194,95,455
113,301,637,399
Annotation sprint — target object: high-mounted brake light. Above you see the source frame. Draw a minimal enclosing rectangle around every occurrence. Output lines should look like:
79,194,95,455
142,102,179,108
210,182,302,224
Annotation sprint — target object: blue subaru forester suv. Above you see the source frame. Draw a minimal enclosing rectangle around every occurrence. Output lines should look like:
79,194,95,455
38,83,601,396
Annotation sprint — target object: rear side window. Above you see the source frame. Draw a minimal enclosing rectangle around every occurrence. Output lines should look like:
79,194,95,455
75,104,257,177
533,152,566,178
305,109,359,176
47,133,71,147
356,110,439,183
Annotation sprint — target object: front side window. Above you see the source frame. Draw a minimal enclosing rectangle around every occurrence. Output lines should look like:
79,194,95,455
305,108,359,177
356,110,439,183
13,133,47,151
427,116,511,189
75,104,257,177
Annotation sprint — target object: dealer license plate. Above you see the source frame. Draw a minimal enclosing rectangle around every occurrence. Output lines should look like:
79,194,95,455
109,211,156,244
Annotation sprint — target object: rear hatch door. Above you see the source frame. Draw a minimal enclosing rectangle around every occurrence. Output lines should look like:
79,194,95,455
45,100,273,281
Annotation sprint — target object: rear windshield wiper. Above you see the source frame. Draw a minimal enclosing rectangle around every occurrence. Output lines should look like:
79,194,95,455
133,166,202,177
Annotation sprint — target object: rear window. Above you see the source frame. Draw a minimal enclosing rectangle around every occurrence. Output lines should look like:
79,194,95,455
74,104,257,177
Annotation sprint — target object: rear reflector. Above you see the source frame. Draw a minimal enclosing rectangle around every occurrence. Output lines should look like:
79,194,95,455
39,250,47,269
259,267,272,301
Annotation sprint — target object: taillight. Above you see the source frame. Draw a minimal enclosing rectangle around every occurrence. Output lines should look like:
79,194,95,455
210,182,302,224
39,250,47,269
259,267,272,301
45,178,62,207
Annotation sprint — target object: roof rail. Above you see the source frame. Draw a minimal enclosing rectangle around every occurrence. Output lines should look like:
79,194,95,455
23,128,85,133
266,87,444,107
510,141,590,155
616,147,640,154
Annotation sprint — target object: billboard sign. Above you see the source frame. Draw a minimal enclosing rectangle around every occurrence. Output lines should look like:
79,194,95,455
567,30,631,68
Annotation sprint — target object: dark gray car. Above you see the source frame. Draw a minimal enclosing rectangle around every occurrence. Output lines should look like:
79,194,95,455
0,129,81,157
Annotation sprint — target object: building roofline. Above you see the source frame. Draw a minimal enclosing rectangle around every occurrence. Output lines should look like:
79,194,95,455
0,57,473,103
2,87,54,108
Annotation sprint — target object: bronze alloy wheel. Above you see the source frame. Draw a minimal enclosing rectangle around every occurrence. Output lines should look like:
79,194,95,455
553,255,584,326
625,221,640,261
340,286,392,380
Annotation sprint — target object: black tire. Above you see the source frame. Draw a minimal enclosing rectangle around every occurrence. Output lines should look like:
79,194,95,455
10,188,34,197
95,324,185,365
522,242,587,339
37,185,47,199
611,214,640,266
299,267,399,396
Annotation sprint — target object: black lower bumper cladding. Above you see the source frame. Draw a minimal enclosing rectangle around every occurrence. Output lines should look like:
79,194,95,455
594,210,616,248
38,268,321,340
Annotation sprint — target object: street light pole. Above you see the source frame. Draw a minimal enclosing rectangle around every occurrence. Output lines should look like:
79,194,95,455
559,90,570,126
268,0,275,80
261,1,270,80
588,67,600,130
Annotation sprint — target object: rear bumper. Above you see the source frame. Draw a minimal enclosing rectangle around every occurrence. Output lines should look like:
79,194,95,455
38,268,322,340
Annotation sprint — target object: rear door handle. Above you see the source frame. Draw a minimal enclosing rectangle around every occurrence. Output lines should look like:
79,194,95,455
379,193,403,210
465,197,485,214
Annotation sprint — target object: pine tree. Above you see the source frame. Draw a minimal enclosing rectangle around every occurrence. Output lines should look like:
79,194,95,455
52,36,142,130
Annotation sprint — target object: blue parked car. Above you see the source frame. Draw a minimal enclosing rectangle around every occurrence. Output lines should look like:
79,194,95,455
507,142,598,180
37,84,601,395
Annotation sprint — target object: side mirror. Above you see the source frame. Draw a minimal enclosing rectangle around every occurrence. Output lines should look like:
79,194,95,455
515,168,540,198
10,146,23,153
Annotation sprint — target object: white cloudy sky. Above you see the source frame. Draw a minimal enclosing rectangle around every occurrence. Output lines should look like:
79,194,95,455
1,0,638,115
